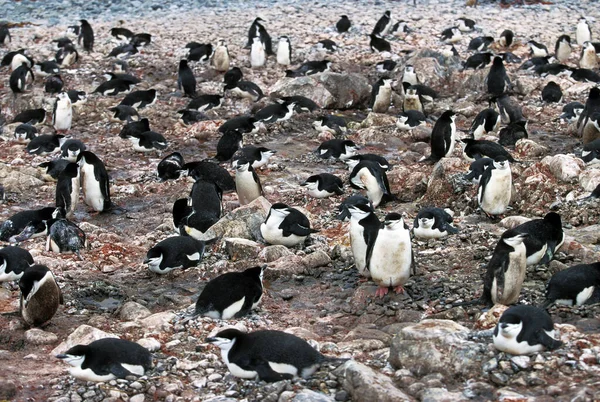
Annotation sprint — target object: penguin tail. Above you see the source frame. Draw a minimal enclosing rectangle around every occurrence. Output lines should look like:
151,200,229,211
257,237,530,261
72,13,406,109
204,236,221,246
446,224,459,234
539,332,563,351
285,70,300,78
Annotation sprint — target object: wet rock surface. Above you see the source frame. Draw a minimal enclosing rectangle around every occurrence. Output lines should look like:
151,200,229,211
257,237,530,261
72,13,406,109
0,0,600,401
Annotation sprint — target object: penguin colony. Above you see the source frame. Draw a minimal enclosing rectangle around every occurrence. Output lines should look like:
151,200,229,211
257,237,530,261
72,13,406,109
0,2,598,395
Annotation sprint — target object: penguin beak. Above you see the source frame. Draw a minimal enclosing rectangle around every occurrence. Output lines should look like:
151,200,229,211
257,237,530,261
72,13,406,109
56,354,68,359
206,337,218,343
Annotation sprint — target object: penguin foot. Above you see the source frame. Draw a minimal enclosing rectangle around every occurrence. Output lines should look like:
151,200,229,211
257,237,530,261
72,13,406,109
393,285,406,294
375,287,389,298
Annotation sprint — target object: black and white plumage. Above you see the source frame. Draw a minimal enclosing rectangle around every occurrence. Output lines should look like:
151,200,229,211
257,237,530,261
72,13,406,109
470,108,500,139
77,151,112,212
186,43,213,62
498,121,528,147
337,195,372,221
225,80,264,101
40,159,70,182
245,17,274,55
0,206,58,242
103,72,141,85
494,94,525,124
336,15,351,33
499,29,514,48
35,60,60,76
211,39,230,72
369,34,391,53
413,207,458,240
144,236,214,274
109,105,139,122
482,228,528,306
367,213,414,298
376,60,397,74
576,17,592,45
10,62,35,95
216,131,243,162
14,123,37,141
456,17,475,32
468,36,494,52
528,40,549,57
260,203,318,247
0,246,34,283
187,94,223,111
55,162,80,218
57,338,152,382
207,329,343,382
500,52,522,64
370,77,393,113
110,27,134,42
349,159,393,208
120,118,150,139
130,33,151,47
181,180,222,238
54,37,73,49
44,217,86,258
316,139,357,160
554,35,571,63
440,27,462,44
285,60,332,77
224,67,243,86
493,305,562,355
254,102,295,124
313,115,347,134
157,152,185,181
195,266,265,319
302,173,344,198
187,161,235,193
178,59,196,98
428,110,457,162
478,156,512,216
580,41,598,70
120,89,157,109
126,131,168,153
512,212,565,266
107,43,138,58
220,115,258,135
570,67,600,83
61,134,86,159
27,134,65,155
250,36,267,68
402,86,423,113
0,24,10,45
235,160,263,206
344,154,391,171
541,81,562,103
460,139,516,163
276,36,292,66
53,91,72,132
465,157,493,184
487,56,511,97
582,139,600,164
68,90,87,106
78,19,94,51
12,108,46,125
543,262,600,308
178,108,206,123
93,79,133,96
19,264,63,327
232,146,276,169
317,39,337,52
396,110,426,131
56,44,79,67
275,96,319,113
463,52,493,70
44,74,64,93
1,49,32,70
372,11,392,36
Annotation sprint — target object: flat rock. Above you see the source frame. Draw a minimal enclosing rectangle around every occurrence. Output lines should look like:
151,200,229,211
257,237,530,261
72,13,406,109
224,237,262,261
260,245,293,262
140,311,176,331
52,325,118,355
137,337,161,352
541,154,584,183
25,328,58,345
334,360,411,402
292,390,335,402
421,387,468,402
119,301,152,321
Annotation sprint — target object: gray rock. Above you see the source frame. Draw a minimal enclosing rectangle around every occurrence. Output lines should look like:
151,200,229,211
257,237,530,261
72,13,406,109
25,328,58,345
515,139,548,158
334,360,411,402
541,154,584,183
137,337,161,352
140,311,176,330
421,158,468,205
224,237,262,261
510,355,531,370
579,167,600,191
119,301,152,321
260,245,293,262
198,196,271,241
130,395,145,402
292,390,334,402
421,388,468,402
0,380,17,400
302,250,331,269
0,164,44,194
52,325,118,355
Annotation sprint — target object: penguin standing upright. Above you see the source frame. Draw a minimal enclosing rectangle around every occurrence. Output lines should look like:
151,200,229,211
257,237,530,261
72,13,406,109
554,35,572,63
367,213,414,297
493,305,562,355
402,65,418,86
195,266,265,319
370,77,393,113
55,162,80,219
580,41,598,70
543,262,600,308
144,236,214,274
260,203,318,247
19,265,63,327
499,29,514,48
336,15,351,33
77,151,111,212
235,160,263,205
206,329,344,382
0,246,34,283
211,40,230,72
347,203,379,278
482,228,528,306
487,56,511,96
577,17,592,45
428,110,457,162
372,11,392,36
513,212,565,266
57,338,152,382
276,36,292,66
53,92,72,133
577,87,600,137
79,20,94,52
470,108,501,139
245,18,273,55
478,155,512,217
250,36,267,68
10,62,34,95
178,59,196,97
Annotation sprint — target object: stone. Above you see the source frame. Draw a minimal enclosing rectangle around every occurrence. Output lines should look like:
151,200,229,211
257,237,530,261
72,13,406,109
499,215,531,229
579,167,600,191
359,112,397,128
119,301,152,321
52,325,118,355
177,359,201,370
474,305,508,330
420,388,467,402
25,328,59,345
137,337,161,352
510,355,530,370
515,139,548,158
140,311,176,330
265,255,306,279
337,339,386,352
334,360,411,402
399,319,470,342
292,390,334,402
199,196,271,241
0,164,44,194
302,250,331,269
421,158,468,204
541,154,584,183
342,324,393,345
0,380,17,400
260,245,293,262
224,237,262,260
270,72,371,109
130,395,145,402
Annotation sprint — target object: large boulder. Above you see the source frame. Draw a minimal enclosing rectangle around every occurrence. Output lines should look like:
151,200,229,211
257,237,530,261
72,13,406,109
334,360,411,402
51,325,118,355
541,154,584,183
270,72,371,109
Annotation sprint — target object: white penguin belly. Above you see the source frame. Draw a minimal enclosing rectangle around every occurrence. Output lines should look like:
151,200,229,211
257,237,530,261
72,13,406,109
222,350,257,379
69,367,116,382
413,226,446,239
372,88,391,113
349,222,369,277
251,44,266,68
54,105,72,131
268,362,299,377
576,286,595,305
355,168,384,207
577,26,591,45
81,164,105,211
277,45,290,65
68,175,80,216
221,296,246,320
236,172,261,205
493,331,549,355
526,244,547,266
480,169,511,215
472,124,486,140
368,233,412,288
213,49,230,71
580,51,598,70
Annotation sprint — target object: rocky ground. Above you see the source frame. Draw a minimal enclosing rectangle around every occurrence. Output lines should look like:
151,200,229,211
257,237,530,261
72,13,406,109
1,0,600,401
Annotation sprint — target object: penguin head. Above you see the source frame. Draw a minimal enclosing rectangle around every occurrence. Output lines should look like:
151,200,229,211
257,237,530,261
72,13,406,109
235,159,252,172
497,313,523,338
144,247,163,268
279,36,289,43
207,328,243,350
258,147,276,160
543,212,562,228
492,56,504,67
384,10,391,17
404,65,414,74
301,175,319,190
57,344,89,367
384,213,405,229
583,41,595,52
343,140,359,154
493,155,510,170
347,203,374,220
344,156,361,170
270,203,292,218
417,211,436,229
179,59,189,69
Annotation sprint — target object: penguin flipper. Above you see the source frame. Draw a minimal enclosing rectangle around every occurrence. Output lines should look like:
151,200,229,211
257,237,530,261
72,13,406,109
109,363,136,379
539,240,557,265
536,330,563,351
252,358,294,382
285,223,318,237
